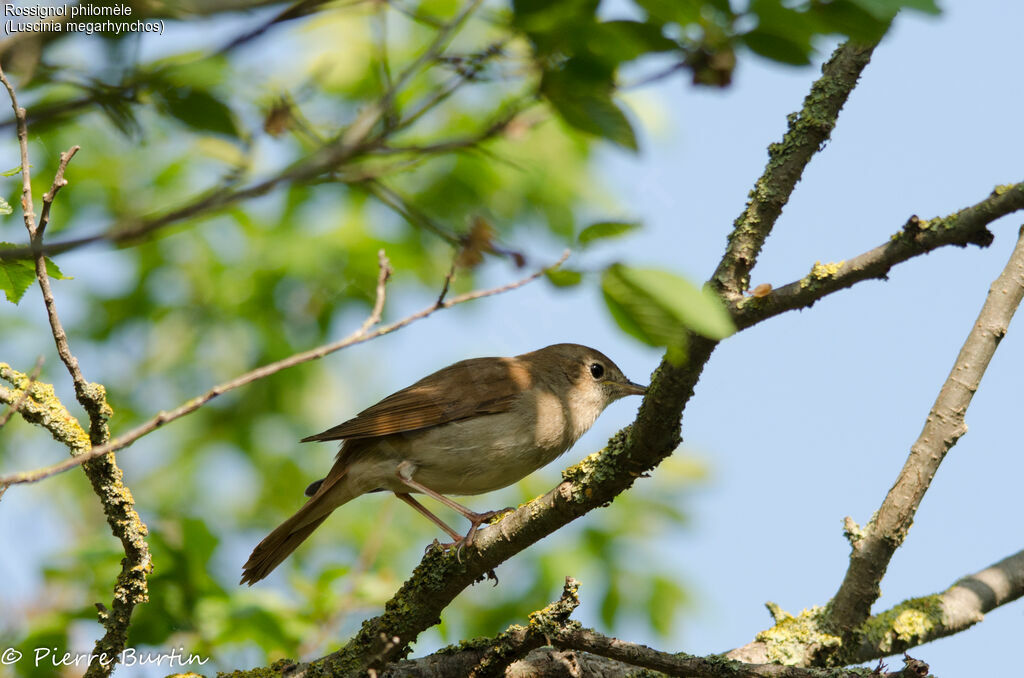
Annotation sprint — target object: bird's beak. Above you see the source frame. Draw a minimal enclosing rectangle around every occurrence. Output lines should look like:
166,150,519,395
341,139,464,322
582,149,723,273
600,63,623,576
619,380,647,397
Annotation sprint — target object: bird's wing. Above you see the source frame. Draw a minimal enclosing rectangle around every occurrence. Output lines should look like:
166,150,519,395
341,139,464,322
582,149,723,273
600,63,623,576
300,356,530,442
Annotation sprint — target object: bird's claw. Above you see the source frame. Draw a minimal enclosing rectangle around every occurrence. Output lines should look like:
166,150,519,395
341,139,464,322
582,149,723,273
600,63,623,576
426,507,517,561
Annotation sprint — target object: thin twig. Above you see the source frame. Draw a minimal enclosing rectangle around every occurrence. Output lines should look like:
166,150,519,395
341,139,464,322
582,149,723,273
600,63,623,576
391,39,509,135
371,98,532,157
0,250,569,489
0,66,35,233
436,259,457,306
827,224,1024,632
0,64,103,429
374,0,394,99
39,146,80,238
385,0,445,28
361,249,393,333
364,179,461,245
381,0,484,109
622,60,687,90
216,0,367,55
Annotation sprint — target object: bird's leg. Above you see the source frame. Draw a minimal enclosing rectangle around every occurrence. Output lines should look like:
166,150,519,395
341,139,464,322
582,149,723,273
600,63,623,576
394,493,462,542
395,461,513,546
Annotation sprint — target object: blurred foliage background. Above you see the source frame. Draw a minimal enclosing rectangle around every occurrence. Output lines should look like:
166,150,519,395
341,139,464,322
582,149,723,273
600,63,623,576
0,0,936,674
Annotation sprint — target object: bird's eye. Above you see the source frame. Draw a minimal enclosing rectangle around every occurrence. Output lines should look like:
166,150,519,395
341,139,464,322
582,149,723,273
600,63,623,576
589,363,605,379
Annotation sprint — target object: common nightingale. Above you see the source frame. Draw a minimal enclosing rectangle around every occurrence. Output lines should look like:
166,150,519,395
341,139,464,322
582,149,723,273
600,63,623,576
241,343,646,585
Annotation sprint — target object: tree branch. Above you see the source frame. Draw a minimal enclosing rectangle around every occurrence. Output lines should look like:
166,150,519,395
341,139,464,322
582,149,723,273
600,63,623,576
552,627,927,678
467,577,581,678
0,356,43,432
851,548,1024,662
732,184,1024,329
826,223,1024,634
711,39,880,299
374,584,932,678
729,548,1024,666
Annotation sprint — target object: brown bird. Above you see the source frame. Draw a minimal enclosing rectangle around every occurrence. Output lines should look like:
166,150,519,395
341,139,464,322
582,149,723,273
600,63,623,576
240,343,646,585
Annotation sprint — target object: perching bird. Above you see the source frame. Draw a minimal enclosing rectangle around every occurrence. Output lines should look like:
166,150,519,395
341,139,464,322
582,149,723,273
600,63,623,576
241,343,646,585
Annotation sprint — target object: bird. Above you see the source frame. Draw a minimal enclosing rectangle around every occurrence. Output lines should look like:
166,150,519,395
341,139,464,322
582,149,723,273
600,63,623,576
240,343,646,585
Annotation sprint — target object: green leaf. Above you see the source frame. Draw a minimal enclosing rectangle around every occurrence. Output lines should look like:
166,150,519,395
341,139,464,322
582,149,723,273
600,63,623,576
810,1,889,41
0,247,35,304
578,220,641,247
0,196,11,215
1,165,23,177
601,264,735,353
632,0,703,25
850,0,939,19
897,0,941,13
589,20,679,63
601,577,621,627
45,257,70,281
0,244,71,304
648,576,686,636
742,30,813,65
544,79,638,151
546,267,584,287
157,87,240,138
513,0,600,37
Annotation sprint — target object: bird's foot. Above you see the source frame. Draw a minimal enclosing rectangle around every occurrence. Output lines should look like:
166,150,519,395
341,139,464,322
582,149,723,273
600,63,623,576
461,506,515,547
425,507,517,561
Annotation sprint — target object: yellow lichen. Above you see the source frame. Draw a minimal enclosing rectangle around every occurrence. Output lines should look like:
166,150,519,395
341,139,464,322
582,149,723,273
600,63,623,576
755,605,840,665
860,595,944,653
810,260,846,280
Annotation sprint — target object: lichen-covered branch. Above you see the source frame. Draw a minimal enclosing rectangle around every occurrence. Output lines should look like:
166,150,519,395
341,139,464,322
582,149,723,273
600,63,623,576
551,627,927,678
732,183,1024,329
852,548,1024,662
0,364,153,676
729,548,1024,666
711,39,880,299
0,364,92,454
0,356,43,431
826,224,1024,635
381,611,932,678
225,575,930,678
467,578,581,678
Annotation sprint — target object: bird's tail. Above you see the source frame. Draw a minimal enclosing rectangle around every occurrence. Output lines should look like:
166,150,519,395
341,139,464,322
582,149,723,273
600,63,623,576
240,475,353,586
